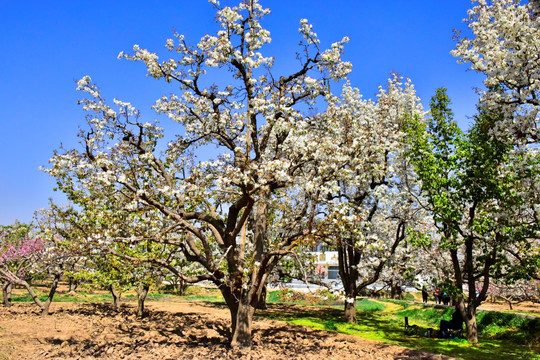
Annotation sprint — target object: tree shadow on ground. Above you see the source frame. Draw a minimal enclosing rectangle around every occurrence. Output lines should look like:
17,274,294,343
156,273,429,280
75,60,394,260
40,302,450,359
3,302,462,359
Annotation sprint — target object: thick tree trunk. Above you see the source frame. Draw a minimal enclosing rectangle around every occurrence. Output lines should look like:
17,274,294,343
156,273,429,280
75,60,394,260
230,300,255,348
456,298,479,343
337,238,361,324
344,297,357,323
222,190,271,347
221,283,256,348
2,282,12,307
223,290,239,338
390,282,402,299
464,313,479,343
136,285,150,318
110,285,121,311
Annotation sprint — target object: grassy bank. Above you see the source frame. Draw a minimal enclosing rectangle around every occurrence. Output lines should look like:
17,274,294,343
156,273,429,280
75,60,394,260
260,295,539,360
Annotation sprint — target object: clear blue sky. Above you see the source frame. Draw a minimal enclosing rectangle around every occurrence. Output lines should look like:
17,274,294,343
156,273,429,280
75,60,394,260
0,1,483,225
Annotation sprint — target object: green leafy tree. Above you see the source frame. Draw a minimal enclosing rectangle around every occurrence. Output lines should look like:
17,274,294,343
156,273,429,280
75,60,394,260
406,88,539,342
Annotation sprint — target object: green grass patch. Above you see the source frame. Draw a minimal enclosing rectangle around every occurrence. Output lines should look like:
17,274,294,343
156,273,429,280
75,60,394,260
124,293,179,300
10,291,113,303
259,299,540,360
356,298,386,313
266,290,282,304
380,298,416,309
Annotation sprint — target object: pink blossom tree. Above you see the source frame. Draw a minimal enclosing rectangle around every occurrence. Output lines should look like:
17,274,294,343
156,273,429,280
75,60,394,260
0,221,62,316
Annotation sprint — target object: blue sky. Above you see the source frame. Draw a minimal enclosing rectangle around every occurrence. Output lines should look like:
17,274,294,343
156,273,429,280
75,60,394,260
0,1,483,225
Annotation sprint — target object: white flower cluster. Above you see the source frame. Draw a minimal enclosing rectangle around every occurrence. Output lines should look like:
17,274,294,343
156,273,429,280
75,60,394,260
452,0,540,143
299,19,320,45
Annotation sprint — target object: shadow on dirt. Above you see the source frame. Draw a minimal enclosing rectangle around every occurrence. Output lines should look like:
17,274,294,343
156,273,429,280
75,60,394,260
34,303,455,359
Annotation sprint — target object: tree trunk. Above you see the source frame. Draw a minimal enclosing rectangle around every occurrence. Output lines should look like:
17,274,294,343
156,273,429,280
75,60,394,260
390,282,402,299
136,284,150,318
173,277,188,296
252,192,268,313
230,300,255,348
68,276,78,294
110,285,121,311
464,313,479,343
40,273,61,316
2,282,12,307
15,273,60,316
456,298,479,343
223,288,239,338
41,300,53,317
253,285,267,310
344,297,357,323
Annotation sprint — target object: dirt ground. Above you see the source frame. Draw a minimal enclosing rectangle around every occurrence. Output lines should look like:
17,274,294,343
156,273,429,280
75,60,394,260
0,300,460,360
478,300,540,315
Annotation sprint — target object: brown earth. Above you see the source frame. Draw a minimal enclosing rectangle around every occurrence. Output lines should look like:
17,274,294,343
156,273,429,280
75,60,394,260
478,300,540,315
0,301,459,360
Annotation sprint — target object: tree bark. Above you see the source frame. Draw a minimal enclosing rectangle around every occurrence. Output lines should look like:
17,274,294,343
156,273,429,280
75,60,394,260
230,299,255,348
15,273,60,316
173,277,188,295
222,288,239,336
41,300,53,317
253,285,267,310
68,276,78,294
464,312,479,343
390,282,402,299
136,284,150,318
40,273,61,316
252,192,268,312
110,285,121,311
456,298,479,343
344,298,357,323
2,282,12,307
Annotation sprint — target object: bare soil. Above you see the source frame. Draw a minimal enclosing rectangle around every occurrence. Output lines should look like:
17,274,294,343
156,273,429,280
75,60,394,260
0,301,459,360
478,300,540,315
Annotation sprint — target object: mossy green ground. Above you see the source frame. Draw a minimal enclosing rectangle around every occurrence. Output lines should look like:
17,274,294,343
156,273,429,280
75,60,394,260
3,286,539,359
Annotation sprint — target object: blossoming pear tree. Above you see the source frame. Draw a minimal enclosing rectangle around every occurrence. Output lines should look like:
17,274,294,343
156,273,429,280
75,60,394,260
317,75,428,323
452,0,540,144
44,0,355,346
52,199,195,315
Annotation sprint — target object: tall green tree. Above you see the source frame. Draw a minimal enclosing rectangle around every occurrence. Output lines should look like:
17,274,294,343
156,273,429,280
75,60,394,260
406,88,539,343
